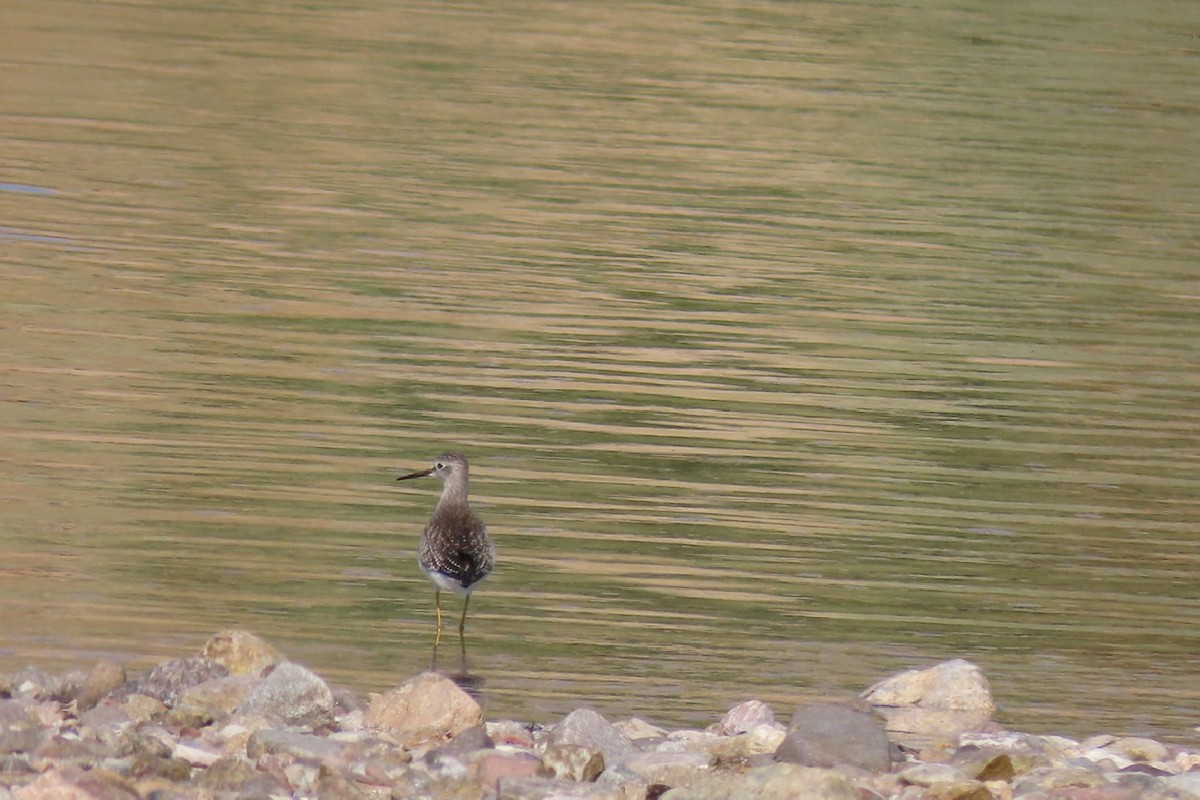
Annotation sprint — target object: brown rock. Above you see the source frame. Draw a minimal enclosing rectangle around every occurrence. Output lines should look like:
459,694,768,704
659,762,858,800
718,700,775,735
77,662,126,712
194,756,289,795
14,765,140,800
476,751,543,789
365,672,482,746
863,660,995,713
173,674,259,720
202,630,284,677
540,743,605,781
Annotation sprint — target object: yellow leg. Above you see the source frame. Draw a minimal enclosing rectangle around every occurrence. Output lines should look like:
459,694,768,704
459,594,471,636
434,589,444,646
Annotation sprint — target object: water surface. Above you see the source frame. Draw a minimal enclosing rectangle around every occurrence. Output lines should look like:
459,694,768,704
2,0,1199,742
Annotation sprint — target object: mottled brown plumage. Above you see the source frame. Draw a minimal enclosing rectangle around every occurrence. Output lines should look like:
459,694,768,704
397,453,495,641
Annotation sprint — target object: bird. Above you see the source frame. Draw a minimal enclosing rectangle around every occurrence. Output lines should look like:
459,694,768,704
396,453,495,643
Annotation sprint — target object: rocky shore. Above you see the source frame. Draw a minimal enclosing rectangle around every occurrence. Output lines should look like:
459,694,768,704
1,631,1197,799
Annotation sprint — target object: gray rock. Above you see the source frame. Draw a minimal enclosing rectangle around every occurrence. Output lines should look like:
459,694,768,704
773,702,893,772
237,661,334,727
0,699,44,755
1165,772,1200,796
127,657,229,705
660,762,859,800
542,709,637,768
540,743,605,781
432,723,495,759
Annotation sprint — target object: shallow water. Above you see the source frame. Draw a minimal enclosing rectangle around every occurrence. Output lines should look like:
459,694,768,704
2,0,1199,743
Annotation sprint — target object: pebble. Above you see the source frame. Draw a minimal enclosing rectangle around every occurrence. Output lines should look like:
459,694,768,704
0,629,1196,800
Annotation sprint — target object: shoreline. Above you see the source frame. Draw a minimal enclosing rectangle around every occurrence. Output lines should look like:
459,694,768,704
2,630,1197,799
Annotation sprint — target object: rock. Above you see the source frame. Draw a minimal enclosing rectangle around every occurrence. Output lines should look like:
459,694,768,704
898,762,972,786
127,658,229,705
920,781,993,800
476,751,543,789
540,744,605,781
864,659,995,748
615,718,668,742
173,673,259,720
773,702,893,772
13,765,141,800
364,671,482,746
0,699,44,755
116,693,167,723
171,737,221,767
620,750,711,786
1166,772,1200,796
718,700,776,735
950,748,1017,782
202,629,284,677
864,659,995,713
660,762,859,800
9,668,57,701
488,719,537,749
237,661,334,727
542,709,638,768
246,728,344,762
433,724,495,759
1102,736,1170,763
497,776,628,800
314,769,376,800
194,755,290,795
1012,762,1108,794
76,662,126,712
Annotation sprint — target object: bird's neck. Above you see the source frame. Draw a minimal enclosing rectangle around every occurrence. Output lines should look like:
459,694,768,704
436,479,469,511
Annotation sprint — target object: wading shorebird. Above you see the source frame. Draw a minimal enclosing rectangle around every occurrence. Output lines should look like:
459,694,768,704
396,453,495,643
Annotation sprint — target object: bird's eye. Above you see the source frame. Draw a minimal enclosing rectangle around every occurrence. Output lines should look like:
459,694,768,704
436,462,445,470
